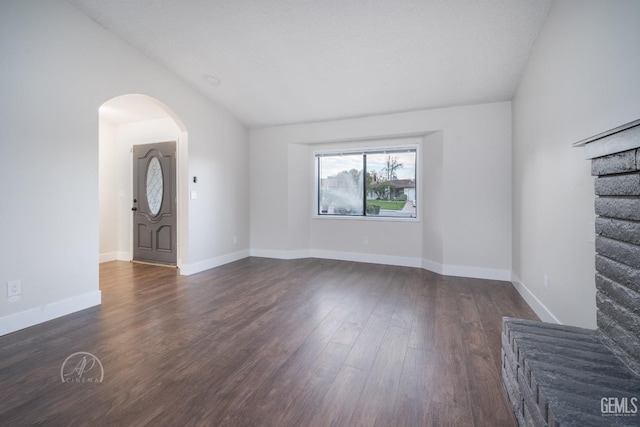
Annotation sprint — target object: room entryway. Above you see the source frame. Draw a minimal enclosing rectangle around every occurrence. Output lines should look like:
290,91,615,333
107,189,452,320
98,93,189,270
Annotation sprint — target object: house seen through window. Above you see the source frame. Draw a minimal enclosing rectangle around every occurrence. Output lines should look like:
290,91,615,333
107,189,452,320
317,148,417,218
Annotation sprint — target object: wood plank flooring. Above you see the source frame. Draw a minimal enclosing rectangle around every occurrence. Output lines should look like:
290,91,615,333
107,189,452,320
0,258,538,426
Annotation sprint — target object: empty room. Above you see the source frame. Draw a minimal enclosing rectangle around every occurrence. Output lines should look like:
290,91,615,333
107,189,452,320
1,1,639,426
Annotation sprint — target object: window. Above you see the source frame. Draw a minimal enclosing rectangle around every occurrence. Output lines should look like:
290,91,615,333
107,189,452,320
316,148,417,218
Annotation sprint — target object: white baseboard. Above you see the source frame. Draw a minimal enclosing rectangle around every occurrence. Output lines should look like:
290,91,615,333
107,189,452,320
99,251,131,263
311,250,422,268
250,248,311,260
421,259,444,275
252,248,422,268
99,252,118,263
442,264,512,281
116,251,131,261
180,249,250,276
249,249,510,281
511,273,560,324
0,290,102,337
422,259,510,281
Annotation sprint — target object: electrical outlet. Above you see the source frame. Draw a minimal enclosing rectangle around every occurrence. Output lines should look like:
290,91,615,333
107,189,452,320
363,236,369,245
7,280,21,297
543,275,549,291
233,235,238,245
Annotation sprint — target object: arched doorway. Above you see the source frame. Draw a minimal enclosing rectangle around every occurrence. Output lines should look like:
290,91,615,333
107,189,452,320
98,94,188,270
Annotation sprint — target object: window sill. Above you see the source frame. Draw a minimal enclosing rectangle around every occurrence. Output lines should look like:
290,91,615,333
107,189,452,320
312,214,419,223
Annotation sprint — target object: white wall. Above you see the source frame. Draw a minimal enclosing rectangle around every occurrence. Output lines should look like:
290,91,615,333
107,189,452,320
250,102,512,279
0,0,249,335
99,121,118,258
422,131,444,268
512,0,640,327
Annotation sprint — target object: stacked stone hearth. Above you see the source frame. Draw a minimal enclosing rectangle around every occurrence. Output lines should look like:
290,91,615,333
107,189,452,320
502,120,640,427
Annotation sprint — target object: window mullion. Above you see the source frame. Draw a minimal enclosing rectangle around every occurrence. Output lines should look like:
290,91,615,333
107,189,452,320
362,154,367,216
317,157,321,215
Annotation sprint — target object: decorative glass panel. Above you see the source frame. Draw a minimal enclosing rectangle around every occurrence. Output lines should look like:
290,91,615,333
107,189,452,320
146,157,163,216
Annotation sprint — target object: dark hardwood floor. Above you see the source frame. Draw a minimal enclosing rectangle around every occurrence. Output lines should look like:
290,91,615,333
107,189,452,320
0,258,538,426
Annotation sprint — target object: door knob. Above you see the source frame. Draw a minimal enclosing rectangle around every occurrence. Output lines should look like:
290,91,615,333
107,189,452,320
131,207,138,211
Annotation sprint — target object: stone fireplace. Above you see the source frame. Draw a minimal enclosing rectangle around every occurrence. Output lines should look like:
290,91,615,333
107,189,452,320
502,120,640,426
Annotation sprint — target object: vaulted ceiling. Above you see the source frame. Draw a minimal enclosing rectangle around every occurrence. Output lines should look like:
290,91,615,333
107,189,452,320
69,0,554,128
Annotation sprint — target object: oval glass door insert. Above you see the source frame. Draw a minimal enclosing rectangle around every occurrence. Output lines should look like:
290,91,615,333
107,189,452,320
146,157,163,216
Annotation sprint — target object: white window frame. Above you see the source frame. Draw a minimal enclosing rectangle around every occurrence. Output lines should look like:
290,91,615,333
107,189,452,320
313,144,419,222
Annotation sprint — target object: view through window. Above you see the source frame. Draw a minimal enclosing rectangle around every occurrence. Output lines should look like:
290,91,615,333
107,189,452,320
317,148,417,218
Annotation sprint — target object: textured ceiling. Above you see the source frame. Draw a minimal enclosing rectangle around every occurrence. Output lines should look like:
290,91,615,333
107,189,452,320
69,0,554,128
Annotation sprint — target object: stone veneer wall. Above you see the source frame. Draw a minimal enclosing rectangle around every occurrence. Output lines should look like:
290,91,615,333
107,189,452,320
592,145,640,375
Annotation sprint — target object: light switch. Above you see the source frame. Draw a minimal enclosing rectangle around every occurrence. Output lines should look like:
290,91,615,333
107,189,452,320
190,191,197,200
